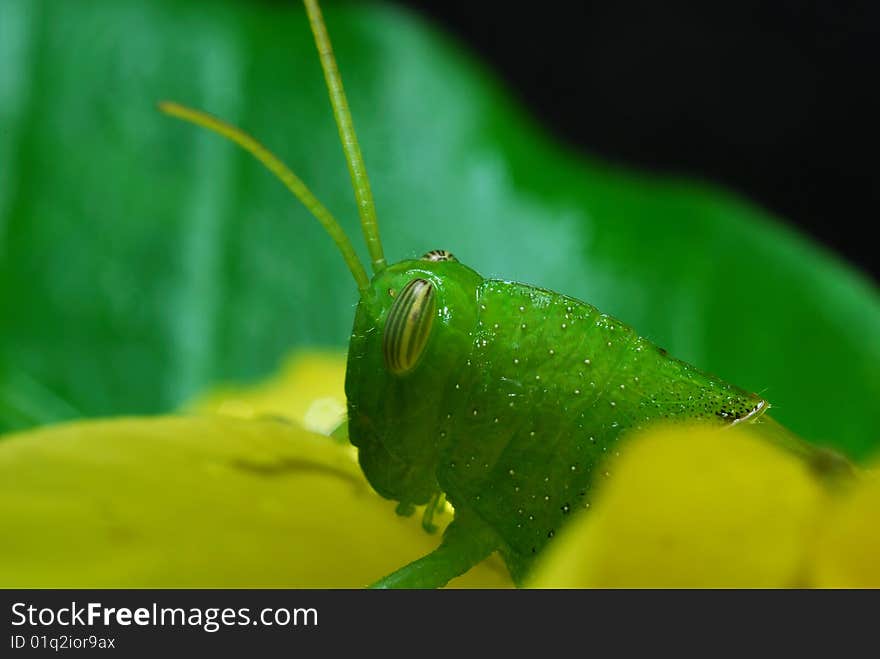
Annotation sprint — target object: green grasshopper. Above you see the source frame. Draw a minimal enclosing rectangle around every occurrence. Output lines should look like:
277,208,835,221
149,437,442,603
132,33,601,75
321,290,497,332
161,0,843,588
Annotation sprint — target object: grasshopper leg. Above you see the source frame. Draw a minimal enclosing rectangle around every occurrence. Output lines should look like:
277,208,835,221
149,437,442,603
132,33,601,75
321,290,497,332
370,509,501,588
420,491,446,533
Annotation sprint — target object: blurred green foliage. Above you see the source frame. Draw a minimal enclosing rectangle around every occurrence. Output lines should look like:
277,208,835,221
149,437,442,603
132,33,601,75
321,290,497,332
0,0,878,458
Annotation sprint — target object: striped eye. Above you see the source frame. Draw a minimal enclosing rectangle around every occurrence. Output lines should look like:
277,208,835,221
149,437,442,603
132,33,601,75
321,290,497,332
421,249,457,262
383,278,436,376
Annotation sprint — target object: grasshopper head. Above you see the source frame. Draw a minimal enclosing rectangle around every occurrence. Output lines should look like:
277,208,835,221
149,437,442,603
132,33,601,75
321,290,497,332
345,255,483,507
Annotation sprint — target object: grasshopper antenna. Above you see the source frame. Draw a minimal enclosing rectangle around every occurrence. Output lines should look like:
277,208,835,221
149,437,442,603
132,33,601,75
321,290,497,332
304,0,386,274
158,101,371,293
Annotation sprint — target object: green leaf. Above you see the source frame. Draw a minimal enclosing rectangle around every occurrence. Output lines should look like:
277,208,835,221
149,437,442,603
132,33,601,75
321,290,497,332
1,0,878,458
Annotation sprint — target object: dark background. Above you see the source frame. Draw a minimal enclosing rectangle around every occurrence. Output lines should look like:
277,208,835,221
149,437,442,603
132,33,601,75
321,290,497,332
258,0,879,282
392,0,879,283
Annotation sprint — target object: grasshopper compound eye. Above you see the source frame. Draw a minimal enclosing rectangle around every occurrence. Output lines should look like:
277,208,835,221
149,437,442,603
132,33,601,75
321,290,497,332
421,249,457,262
382,278,437,376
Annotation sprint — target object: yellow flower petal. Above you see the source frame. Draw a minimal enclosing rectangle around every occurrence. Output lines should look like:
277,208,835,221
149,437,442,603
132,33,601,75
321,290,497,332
187,351,348,435
528,423,826,588
810,466,880,587
0,416,509,587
